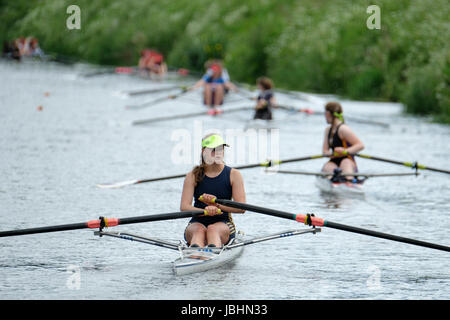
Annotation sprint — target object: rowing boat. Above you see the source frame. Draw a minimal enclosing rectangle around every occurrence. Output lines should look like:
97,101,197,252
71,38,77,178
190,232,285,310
268,168,420,197
174,235,244,275
314,175,364,195
94,228,319,275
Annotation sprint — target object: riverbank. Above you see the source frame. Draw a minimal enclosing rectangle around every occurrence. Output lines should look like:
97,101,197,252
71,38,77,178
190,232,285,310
1,0,448,123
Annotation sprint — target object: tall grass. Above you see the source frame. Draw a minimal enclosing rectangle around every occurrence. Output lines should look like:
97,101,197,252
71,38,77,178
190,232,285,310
2,0,449,123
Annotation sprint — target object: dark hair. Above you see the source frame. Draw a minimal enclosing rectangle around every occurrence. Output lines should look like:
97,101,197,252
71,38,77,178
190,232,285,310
257,77,273,90
192,151,207,185
325,101,342,114
325,102,345,142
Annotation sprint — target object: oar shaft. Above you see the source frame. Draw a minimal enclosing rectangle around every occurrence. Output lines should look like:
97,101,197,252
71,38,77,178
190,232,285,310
125,86,180,96
276,106,389,127
325,221,450,252
98,154,327,187
230,155,325,171
133,107,253,125
213,199,450,253
127,95,172,109
214,199,297,221
0,222,88,238
0,211,204,238
271,170,419,177
128,87,190,109
356,154,412,166
133,111,206,125
278,155,326,164
137,174,186,183
356,154,450,174
116,210,205,225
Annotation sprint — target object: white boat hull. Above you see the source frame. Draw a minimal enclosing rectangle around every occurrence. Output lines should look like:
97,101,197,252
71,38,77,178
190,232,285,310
315,176,364,195
173,236,244,276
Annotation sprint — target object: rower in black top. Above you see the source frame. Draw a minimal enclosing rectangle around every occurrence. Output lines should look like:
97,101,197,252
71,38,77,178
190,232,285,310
254,77,276,120
321,102,365,182
180,134,246,248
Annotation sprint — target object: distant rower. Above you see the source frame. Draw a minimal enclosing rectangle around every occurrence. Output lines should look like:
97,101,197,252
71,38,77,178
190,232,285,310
190,62,237,115
253,77,276,120
3,37,45,61
321,102,364,182
138,49,167,77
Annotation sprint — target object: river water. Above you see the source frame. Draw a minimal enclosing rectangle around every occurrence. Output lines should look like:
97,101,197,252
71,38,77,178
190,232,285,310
0,59,449,300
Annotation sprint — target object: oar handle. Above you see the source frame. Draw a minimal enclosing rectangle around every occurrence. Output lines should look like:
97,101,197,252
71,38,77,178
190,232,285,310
198,196,223,215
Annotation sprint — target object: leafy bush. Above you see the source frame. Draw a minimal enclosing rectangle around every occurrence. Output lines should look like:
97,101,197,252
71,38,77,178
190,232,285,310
2,0,448,123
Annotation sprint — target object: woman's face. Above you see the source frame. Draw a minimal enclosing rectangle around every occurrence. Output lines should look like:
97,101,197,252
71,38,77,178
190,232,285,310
202,145,224,165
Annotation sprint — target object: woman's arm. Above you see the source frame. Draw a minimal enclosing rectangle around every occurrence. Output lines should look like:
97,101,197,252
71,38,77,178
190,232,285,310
269,96,277,107
222,169,246,213
180,172,201,211
182,173,222,215
255,95,276,110
338,125,364,154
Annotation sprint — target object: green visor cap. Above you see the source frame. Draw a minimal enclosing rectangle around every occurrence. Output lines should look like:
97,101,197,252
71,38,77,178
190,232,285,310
201,134,230,149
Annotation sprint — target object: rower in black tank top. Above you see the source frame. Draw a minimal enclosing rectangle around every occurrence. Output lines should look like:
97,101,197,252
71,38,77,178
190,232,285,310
254,90,273,120
187,165,236,240
328,123,356,167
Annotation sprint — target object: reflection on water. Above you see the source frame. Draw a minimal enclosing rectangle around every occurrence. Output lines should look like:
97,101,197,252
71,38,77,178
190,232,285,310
317,191,362,209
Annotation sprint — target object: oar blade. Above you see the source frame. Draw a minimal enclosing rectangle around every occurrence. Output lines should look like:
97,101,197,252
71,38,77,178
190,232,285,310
96,180,139,189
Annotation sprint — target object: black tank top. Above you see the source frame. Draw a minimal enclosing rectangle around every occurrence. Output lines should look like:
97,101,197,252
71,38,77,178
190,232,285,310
328,123,351,149
328,123,355,161
190,165,233,224
254,90,273,120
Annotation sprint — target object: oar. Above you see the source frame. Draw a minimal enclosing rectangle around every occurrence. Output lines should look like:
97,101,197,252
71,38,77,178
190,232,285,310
41,52,79,65
168,67,203,77
122,85,185,97
275,105,316,115
0,210,209,238
82,66,140,78
355,154,450,175
126,87,191,110
211,199,450,253
276,105,389,128
97,154,327,188
82,69,115,78
132,106,254,125
267,169,420,178
225,88,315,115
97,173,187,189
229,89,389,127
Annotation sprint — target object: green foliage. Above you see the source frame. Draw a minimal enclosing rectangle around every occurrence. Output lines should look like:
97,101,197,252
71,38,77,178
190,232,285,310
2,0,449,123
